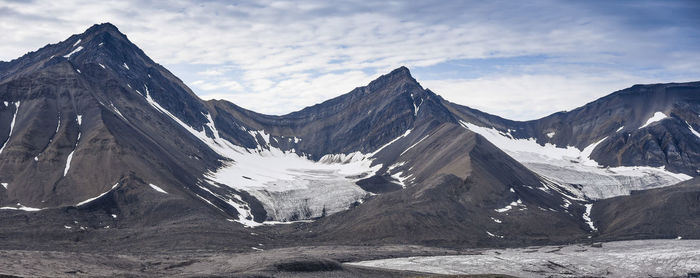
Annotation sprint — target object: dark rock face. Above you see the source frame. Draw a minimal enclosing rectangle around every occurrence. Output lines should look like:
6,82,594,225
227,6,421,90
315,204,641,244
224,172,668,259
592,118,700,175
304,133,590,246
0,23,238,223
208,66,456,159
593,177,700,240
0,23,698,250
444,82,700,176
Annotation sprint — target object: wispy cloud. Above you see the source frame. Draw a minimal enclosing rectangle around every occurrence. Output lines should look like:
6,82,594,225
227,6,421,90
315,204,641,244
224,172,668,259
1,0,698,119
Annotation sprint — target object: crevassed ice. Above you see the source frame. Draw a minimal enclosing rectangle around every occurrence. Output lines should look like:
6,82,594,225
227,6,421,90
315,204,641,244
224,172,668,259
348,239,700,277
143,86,396,225
460,121,691,200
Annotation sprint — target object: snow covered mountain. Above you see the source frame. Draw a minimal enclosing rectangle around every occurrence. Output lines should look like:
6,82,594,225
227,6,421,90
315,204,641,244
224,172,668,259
0,23,698,248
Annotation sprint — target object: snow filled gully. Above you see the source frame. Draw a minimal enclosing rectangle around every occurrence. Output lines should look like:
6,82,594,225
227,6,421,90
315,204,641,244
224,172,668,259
0,101,20,155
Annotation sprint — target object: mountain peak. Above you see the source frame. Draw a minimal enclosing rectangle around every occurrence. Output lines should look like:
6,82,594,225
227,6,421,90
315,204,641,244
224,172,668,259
389,66,411,77
77,23,130,48
366,66,419,92
83,22,123,36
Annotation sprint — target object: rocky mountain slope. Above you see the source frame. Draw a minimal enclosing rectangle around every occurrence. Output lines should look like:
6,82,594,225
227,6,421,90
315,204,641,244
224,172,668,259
0,23,698,250
592,177,700,240
444,84,699,200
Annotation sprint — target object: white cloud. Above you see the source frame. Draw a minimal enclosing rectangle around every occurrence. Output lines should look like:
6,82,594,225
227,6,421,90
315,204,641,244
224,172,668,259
200,70,376,114
191,80,244,91
0,1,698,119
196,69,225,76
422,73,666,121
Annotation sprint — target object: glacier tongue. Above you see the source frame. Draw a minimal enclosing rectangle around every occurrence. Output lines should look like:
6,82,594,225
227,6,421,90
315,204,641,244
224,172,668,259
142,89,385,224
207,146,380,222
460,121,691,200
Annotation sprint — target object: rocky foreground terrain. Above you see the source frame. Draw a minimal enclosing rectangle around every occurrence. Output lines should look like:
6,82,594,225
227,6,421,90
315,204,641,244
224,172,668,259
350,239,700,278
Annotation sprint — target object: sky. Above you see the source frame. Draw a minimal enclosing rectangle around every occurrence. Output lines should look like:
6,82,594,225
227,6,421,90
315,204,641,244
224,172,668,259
1,0,699,120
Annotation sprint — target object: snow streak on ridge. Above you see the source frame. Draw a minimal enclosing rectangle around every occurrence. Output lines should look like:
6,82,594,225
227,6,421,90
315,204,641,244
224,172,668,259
0,101,20,155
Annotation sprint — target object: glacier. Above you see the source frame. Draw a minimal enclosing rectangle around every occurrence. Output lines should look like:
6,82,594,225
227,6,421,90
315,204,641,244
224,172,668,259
460,121,691,200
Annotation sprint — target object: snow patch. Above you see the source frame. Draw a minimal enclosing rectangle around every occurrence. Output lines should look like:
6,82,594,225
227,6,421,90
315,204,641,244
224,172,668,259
247,130,271,146
616,126,624,132
99,63,106,69
0,204,42,211
73,39,81,47
63,136,78,177
461,121,582,162
370,129,412,156
546,131,555,138
486,231,503,238
222,192,261,227
63,46,83,58
0,101,20,155
640,112,668,129
55,114,61,134
109,103,126,120
583,203,597,231
76,183,119,206
122,63,129,70
1,183,7,189
148,183,168,194
400,134,429,156
390,171,409,188
412,95,423,116
579,137,608,167
495,199,523,213
686,121,700,138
